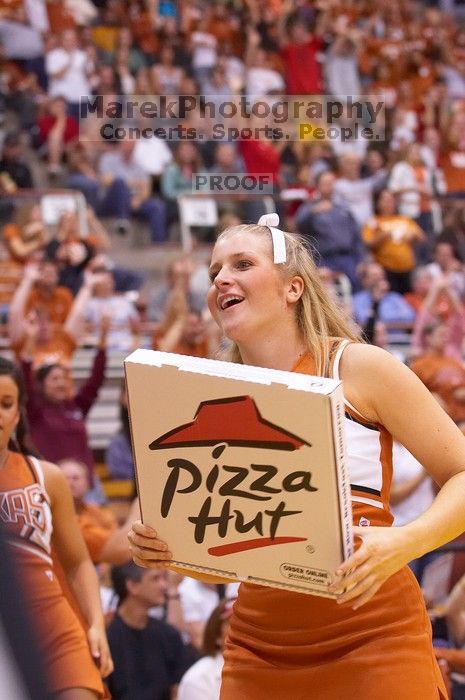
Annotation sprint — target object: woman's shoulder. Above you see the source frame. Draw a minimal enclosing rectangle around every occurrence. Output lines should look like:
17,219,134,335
37,459,69,495
339,342,415,422
341,341,411,382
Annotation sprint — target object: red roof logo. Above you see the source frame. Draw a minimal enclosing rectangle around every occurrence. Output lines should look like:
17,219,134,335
149,395,311,451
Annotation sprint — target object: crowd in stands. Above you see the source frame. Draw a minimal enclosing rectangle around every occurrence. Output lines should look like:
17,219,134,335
3,0,465,696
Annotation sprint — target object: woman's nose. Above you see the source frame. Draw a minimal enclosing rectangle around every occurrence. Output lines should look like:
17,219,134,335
214,269,231,287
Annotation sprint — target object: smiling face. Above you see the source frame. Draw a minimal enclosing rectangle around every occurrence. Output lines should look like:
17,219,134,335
207,231,300,349
0,376,20,452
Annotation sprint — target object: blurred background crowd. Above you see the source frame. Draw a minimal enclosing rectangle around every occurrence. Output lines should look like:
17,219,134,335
3,0,465,697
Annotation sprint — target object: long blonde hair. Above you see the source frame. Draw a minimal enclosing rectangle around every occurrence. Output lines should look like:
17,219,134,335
216,224,361,376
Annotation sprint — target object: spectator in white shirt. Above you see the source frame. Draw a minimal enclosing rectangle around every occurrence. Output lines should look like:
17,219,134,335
45,29,95,121
245,26,285,98
178,600,233,700
190,18,218,85
178,578,238,652
334,152,385,228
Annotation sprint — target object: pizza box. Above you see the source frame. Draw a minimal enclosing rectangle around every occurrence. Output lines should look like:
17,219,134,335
124,349,353,598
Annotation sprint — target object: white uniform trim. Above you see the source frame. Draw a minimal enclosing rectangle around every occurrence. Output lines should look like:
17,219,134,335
332,340,372,422
351,495,384,510
29,456,45,488
8,540,53,566
331,341,387,507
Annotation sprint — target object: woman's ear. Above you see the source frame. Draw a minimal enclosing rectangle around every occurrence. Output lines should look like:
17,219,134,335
286,275,304,304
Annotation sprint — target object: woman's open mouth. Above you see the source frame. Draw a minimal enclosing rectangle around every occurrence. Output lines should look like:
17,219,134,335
219,295,245,311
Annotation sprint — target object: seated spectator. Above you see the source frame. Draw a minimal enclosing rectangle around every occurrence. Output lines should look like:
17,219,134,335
2,204,49,263
295,170,364,290
161,142,204,223
37,95,79,177
411,275,465,362
17,300,109,486
97,138,168,242
66,141,102,210
435,575,465,700
178,600,233,700
316,267,353,321
352,262,415,337
83,266,140,351
89,253,144,295
177,578,239,653
152,258,220,358
153,309,216,358
59,458,139,565
410,321,465,428
148,256,208,323
105,381,135,482
405,267,435,314
362,189,424,294
0,131,34,188
44,210,95,294
426,242,465,299
106,562,192,700
391,441,435,583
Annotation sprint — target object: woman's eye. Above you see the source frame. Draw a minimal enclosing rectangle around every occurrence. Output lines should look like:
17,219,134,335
237,260,252,270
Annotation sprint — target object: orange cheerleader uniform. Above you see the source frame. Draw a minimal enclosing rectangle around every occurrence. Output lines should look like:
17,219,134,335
0,451,104,697
220,340,448,700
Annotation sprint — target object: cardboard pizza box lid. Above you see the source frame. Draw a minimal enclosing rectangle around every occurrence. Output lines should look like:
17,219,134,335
125,349,353,598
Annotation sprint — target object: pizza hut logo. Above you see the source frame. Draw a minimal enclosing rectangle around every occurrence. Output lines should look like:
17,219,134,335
149,396,318,555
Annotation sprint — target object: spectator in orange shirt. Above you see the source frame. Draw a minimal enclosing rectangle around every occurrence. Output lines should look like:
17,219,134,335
3,204,48,264
404,267,435,313
59,458,139,566
410,321,465,428
152,269,220,358
362,189,424,294
8,263,104,367
24,259,73,326
410,273,465,362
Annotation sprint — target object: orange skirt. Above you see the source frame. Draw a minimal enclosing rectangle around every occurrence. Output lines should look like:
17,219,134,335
221,567,447,700
20,556,104,697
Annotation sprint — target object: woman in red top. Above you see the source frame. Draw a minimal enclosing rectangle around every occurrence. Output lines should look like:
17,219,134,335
37,95,79,176
128,216,465,698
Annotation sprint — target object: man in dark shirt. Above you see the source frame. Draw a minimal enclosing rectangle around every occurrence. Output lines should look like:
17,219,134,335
107,562,192,700
0,132,34,189
295,170,365,290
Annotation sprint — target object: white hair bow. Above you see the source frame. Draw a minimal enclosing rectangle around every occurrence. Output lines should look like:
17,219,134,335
257,213,286,264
